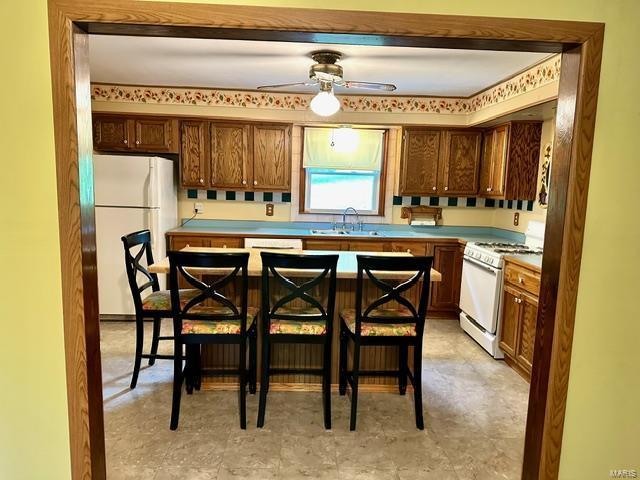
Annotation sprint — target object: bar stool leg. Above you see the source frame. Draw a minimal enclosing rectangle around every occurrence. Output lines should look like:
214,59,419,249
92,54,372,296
249,331,257,394
170,338,183,430
257,337,270,428
399,344,408,395
238,334,247,429
322,336,332,429
339,330,347,396
349,341,361,431
149,317,161,366
130,314,144,389
413,341,424,430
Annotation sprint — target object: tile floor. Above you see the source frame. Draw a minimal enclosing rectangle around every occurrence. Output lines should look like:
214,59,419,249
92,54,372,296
102,319,529,479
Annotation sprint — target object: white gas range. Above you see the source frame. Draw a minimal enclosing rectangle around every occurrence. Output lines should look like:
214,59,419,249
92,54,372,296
459,221,544,358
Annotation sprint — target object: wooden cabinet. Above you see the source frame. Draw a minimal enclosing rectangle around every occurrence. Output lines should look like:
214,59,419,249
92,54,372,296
429,244,464,316
180,121,208,188
252,124,291,191
399,128,481,197
303,239,346,251
399,129,441,195
133,118,177,152
93,116,130,151
439,130,482,196
210,123,250,189
390,241,427,256
169,235,242,250
479,121,542,200
93,114,179,154
499,258,541,380
348,241,386,252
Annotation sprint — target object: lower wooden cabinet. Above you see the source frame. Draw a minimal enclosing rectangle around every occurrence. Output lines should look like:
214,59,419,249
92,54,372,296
303,239,347,251
429,244,464,317
499,258,540,380
168,235,242,250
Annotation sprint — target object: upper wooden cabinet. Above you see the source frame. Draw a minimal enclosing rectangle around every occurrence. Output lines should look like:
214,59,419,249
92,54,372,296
210,123,250,189
93,114,179,154
178,120,291,190
479,121,542,200
252,124,291,191
399,128,481,197
399,129,441,195
439,130,482,196
180,121,208,188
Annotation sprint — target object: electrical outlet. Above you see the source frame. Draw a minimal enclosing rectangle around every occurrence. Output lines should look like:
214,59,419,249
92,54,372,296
265,203,274,217
194,202,204,214
513,212,520,226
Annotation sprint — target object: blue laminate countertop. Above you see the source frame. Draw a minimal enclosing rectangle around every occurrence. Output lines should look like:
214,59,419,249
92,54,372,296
505,253,543,271
168,219,526,244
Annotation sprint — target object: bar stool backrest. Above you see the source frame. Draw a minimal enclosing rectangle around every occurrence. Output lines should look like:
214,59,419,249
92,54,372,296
121,229,160,313
168,251,250,331
260,252,339,326
354,255,433,336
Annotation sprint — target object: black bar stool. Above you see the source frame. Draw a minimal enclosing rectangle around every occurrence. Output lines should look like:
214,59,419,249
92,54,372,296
122,230,196,389
168,250,257,430
338,254,433,430
257,252,339,430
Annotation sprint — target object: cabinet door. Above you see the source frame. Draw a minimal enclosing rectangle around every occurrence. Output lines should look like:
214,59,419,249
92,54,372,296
440,130,482,196
516,291,538,374
304,240,346,251
399,129,441,195
390,241,427,256
208,237,243,249
134,118,175,153
504,122,542,200
429,244,463,314
252,124,291,191
180,121,208,188
499,285,522,358
489,124,509,197
479,130,495,195
93,116,130,151
210,123,250,189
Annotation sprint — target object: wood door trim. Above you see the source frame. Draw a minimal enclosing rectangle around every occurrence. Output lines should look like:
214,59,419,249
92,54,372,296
47,2,604,479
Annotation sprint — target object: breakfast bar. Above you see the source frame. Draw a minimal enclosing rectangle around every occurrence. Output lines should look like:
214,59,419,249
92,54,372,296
150,247,441,391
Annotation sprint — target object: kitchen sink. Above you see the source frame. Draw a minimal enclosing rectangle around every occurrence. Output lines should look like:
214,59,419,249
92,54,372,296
310,229,383,237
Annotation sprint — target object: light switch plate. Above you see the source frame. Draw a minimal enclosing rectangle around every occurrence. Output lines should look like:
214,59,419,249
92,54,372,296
194,202,204,214
265,203,274,216
513,212,520,226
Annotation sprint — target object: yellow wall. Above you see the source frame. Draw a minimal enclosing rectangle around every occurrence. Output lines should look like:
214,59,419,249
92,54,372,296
3,1,638,480
0,1,71,479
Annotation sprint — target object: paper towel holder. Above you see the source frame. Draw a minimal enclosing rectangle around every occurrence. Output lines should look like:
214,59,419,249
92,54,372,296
400,206,442,226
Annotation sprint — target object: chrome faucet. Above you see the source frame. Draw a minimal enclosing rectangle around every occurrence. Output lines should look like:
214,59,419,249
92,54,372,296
341,206,362,231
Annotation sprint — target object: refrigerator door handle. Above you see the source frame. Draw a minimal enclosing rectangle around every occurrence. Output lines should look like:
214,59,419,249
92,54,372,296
148,157,159,208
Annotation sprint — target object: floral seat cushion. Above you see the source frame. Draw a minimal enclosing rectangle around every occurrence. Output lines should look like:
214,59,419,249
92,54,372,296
340,308,416,337
181,307,258,335
141,289,199,311
268,306,327,335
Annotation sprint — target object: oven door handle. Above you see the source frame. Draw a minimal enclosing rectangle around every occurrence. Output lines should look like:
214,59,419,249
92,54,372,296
463,256,500,274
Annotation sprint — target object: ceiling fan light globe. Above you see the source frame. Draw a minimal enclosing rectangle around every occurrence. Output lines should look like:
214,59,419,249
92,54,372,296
310,91,341,117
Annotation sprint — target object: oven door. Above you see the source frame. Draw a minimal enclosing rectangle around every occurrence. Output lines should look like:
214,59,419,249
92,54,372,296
459,256,502,334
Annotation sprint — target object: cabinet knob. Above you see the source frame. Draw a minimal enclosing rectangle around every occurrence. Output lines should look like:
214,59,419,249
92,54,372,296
253,180,258,186
444,186,449,191
135,140,140,145
432,186,437,191
123,139,128,144
486,187,492,191
518,277,524,284
242,180,247,185
406,249,411,253
199,178,204,184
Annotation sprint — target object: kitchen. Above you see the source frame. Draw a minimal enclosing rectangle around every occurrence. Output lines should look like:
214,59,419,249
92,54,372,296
92,35,556,479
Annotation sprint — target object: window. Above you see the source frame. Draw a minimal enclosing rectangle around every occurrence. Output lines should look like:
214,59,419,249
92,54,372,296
302,127,386,215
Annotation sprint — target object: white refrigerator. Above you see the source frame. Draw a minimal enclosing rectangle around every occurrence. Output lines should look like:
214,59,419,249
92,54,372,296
94,155,178,317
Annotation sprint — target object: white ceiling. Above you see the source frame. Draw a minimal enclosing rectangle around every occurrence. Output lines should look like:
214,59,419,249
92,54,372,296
88,36,551,97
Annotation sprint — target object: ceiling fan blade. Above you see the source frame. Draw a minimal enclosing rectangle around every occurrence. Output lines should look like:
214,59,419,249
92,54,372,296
256,81,317,90
342,80,397,92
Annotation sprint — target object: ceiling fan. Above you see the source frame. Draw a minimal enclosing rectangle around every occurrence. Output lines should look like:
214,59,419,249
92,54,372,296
256,51,397,116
